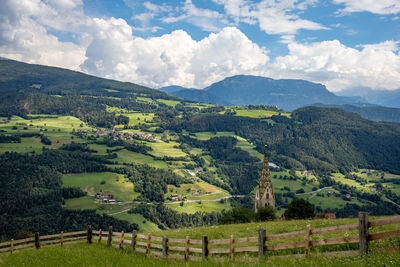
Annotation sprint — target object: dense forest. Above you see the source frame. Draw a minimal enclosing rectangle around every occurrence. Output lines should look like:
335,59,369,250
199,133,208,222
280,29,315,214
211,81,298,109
0,152,138,239
167,108,400,174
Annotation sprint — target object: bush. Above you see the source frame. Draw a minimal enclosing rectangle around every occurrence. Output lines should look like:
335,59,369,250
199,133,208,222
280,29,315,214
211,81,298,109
220,208,253,224
255,206,276,221
284,198,315,219
296,188,305,194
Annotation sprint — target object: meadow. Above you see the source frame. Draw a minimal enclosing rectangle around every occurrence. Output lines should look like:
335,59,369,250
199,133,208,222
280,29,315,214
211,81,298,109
62,172,138,202
233,109,291,118
1,243,398,267
1,216,399,266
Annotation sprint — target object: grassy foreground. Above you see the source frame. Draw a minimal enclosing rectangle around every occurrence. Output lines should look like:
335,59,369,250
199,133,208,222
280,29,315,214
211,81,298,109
1,243,399,267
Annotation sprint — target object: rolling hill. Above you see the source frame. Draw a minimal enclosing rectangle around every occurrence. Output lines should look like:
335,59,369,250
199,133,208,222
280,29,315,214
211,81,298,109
0,59,399,239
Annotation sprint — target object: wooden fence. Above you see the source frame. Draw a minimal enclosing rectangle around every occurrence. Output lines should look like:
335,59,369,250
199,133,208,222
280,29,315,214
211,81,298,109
1,212,399,261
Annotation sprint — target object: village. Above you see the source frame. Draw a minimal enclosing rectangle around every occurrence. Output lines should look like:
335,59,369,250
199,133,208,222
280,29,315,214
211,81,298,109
73,128,161,142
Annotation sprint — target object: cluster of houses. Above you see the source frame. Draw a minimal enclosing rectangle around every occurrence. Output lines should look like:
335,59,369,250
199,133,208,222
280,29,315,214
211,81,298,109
184,168,203,177
72,128,160,142
95,192,121,205
169,194,187,201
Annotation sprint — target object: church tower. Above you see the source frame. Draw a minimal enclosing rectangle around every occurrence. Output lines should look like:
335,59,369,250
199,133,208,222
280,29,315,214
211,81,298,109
254,145,275,212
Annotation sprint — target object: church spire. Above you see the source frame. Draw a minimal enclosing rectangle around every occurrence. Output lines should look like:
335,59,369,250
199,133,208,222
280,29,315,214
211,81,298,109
254,145,275,212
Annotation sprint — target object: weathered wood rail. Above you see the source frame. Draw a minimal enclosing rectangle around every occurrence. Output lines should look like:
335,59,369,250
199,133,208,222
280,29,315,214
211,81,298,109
1,212,399,261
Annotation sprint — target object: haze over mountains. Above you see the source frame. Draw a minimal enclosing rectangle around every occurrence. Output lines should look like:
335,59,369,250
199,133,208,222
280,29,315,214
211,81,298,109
159,75,400,123
337,87,400,109
159,75,359,111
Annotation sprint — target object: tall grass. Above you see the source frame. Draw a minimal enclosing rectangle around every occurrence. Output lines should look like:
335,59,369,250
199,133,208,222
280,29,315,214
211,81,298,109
1,243,399,266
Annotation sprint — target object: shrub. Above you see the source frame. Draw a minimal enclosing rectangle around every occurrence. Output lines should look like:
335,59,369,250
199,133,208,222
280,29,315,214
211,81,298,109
255,206,276,221
284,198,315,219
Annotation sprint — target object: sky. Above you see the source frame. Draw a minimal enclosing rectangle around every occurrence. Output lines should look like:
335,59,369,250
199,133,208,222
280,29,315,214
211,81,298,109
0,0,399,92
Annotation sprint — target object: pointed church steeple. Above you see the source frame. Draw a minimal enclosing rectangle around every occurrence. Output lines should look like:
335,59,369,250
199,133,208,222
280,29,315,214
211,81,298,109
255,145,275,212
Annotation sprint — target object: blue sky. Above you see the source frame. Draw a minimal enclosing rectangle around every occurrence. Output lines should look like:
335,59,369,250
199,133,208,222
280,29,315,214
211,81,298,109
0,0,399,92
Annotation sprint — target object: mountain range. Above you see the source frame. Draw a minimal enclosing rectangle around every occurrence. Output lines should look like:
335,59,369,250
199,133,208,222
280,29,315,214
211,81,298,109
159,75,363,111
159,75,400,123
337,87,400,109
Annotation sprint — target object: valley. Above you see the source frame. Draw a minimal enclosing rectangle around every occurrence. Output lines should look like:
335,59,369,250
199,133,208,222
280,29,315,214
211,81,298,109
0,60,399,239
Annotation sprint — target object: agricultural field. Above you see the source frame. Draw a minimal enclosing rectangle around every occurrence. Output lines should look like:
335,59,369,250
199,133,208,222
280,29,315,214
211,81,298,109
330,173,371,192
115,149,169,169
233,109,291,118
184,103,214,109
156,99,181,107
166,180,230,201
62,172,138,202
147,141,188,158
299,188,366,210
167,200,231,214
0,115,90,153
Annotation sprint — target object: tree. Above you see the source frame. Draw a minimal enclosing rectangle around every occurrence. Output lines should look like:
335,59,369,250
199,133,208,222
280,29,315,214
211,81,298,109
255,206,276,221
284,198,315,219
220,208,253,224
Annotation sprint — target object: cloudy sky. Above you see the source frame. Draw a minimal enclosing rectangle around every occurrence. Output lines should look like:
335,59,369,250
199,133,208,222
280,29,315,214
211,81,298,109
0,0,399,92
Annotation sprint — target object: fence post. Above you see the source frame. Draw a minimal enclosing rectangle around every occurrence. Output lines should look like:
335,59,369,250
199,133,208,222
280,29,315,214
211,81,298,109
87,225,93,244
162,236,168,257
10,239,14,254
258,229,266,259
119,231,124,249
305,225,311,256
61,231,64,247
359,212,369,255
98,229,102,243
35,232,40,249
184,236,190,260
202,235,208,259
146,233,151,254
108,226,113,247
230,234,235,260
131,230,137,251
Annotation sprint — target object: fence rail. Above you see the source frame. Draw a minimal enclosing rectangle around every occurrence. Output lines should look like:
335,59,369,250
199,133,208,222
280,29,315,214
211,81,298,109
0,212,399,261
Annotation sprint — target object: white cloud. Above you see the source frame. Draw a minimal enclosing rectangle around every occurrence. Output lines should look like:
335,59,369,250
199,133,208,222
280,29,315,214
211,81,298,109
162,0,226,32
1,0,399,93
214,0,329,35
81,22,269,88
333,0,400,15
268,40,400,91
0,0,86,70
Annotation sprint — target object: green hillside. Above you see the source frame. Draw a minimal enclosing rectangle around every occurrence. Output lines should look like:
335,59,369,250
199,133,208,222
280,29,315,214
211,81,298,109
1,216,400,266
0,60,400,240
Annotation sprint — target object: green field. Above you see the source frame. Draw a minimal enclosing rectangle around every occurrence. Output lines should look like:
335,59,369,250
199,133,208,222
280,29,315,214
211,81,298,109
148,141,188,158
121,113,155,126
3,243,399,267
331,173,370,192
233,109,291,118
116,149,168,168
0,115,91,153
113,213,160,233
167,200,231,214
157,99,181,107
166,180,230,201
62,172,138,202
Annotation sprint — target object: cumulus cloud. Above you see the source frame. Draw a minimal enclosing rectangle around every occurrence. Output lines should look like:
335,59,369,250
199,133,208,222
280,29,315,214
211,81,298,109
0,0,86,70
333,0,400,15
268,40,400,91
1,0,399,93
81,21,269,88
